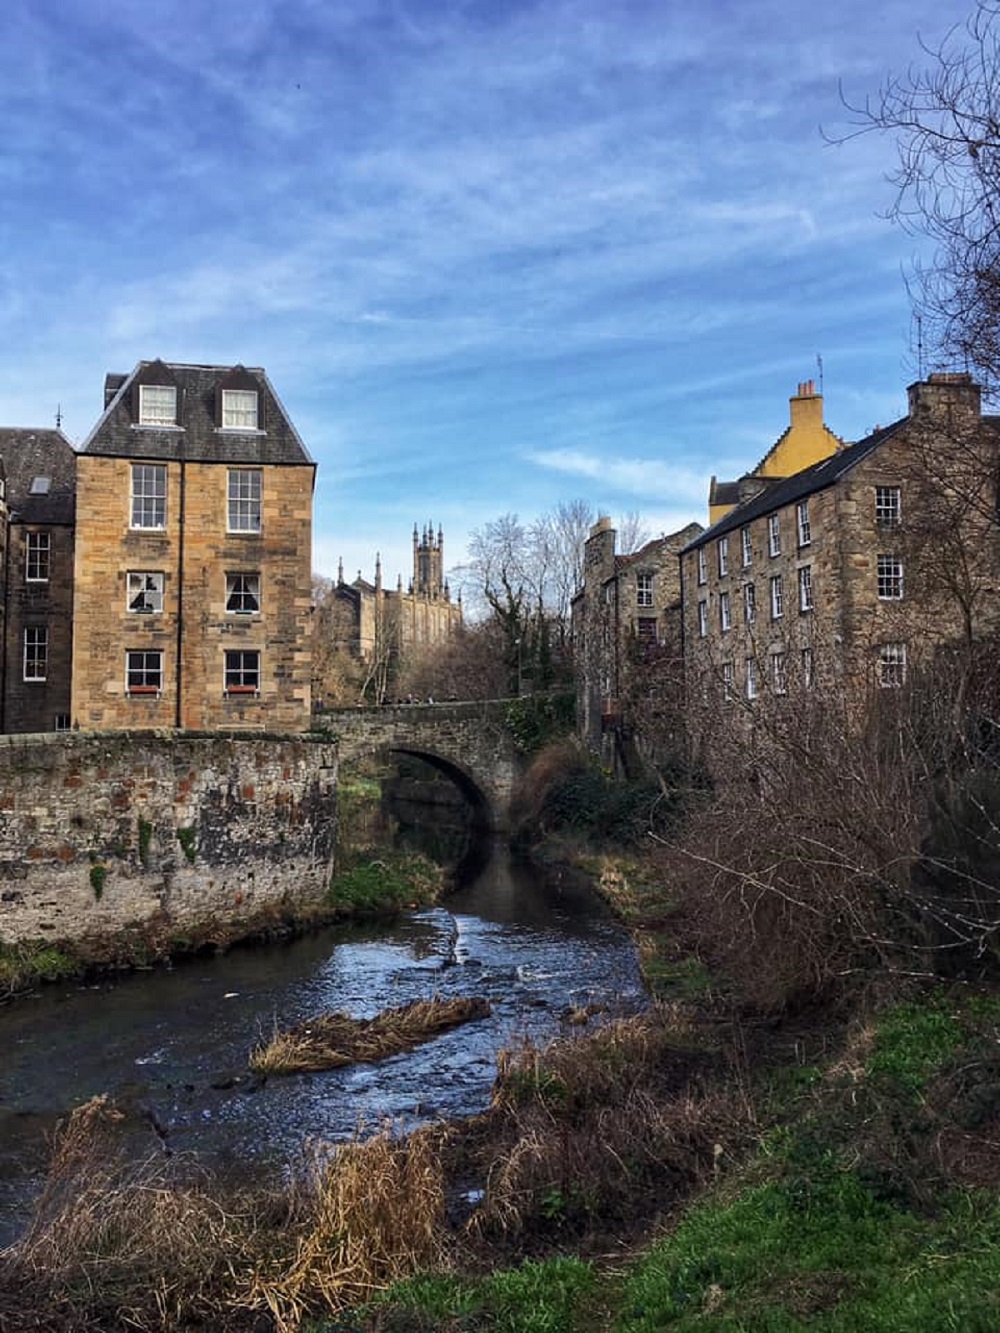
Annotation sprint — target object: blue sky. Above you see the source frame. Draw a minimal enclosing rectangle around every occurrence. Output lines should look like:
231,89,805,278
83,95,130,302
0,0,973,593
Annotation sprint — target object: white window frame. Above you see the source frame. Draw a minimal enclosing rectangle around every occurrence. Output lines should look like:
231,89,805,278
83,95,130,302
741,526,752,567
221,388,259,430
798,565,813,613
744,582,756,624
25,531,50,582
877,554,904,600
697,548,707,586
771,651,787,695
23,626,47,681
719,591,731,632
636,572,654,607
770,574,783,619
54,713,70,732
225,572,261,615
718,536,729,577
138,384,177,426
227,469,262,533
768,513,781,557
127,571,164,614
801,646,814,688
697,599,708,638
722,660,734,700
879,642,907,688
745,656,758,700
131,464,166,530
225,649,261,695
876,486,902,528
126,650,163,695
796,500,811,548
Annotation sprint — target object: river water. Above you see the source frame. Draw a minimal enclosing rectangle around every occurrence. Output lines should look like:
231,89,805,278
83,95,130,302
0,849,644,1245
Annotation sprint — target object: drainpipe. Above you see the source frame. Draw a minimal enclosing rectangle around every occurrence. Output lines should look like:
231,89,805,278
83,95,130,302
174,444,186,730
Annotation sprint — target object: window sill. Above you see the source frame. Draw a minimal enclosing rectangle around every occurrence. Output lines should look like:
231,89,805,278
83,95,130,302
225,687,260,697
130,423,184,432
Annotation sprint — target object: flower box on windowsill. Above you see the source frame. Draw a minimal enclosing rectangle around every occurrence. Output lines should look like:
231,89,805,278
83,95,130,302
225,686,260,696
127,686,161,696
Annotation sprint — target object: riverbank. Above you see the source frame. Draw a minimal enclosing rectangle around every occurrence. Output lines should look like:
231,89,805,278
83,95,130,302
0,846,446,1001
3,811,999,1330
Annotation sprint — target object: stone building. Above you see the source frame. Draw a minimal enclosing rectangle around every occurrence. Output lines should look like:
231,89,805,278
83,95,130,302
0,427,76,734
572,516,704,766
324,523,462,701
71,360,315,731
680,373,1000,729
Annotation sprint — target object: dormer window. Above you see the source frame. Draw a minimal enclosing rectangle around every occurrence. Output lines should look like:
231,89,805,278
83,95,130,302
222,389,259,430
139,384,177,426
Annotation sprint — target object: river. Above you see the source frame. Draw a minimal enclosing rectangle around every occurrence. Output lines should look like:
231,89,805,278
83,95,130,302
0,849,645,1246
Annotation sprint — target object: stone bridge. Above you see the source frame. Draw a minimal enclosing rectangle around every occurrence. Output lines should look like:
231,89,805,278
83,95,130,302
318,699,523,832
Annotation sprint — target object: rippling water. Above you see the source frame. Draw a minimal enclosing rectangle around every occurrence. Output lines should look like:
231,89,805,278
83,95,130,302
0,850,645,1244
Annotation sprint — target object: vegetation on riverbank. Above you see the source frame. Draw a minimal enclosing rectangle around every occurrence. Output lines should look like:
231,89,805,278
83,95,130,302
6,700,1000,1329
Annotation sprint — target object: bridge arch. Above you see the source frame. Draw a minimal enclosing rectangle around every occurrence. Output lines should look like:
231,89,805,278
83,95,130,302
320,701,522,833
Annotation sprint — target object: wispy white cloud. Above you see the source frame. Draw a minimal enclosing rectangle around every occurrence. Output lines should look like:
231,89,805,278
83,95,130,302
0,0,974,582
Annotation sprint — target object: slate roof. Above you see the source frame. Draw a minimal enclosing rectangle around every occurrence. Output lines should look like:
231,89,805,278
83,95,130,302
615,521,705,572
0,427,77,525
81,362,314,467
682,419,911,553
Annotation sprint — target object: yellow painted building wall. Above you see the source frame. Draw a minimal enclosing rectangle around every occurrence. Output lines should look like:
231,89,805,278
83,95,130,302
708,381,842,524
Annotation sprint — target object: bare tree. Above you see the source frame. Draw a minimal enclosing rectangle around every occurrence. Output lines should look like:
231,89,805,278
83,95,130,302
841,3,1000,382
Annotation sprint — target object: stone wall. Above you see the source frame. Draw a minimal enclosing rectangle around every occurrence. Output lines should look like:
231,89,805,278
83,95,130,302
0,731,337,947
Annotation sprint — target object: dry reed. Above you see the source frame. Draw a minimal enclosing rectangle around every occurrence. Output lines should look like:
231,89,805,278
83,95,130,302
249,995,491,1074
242,1124,446,1330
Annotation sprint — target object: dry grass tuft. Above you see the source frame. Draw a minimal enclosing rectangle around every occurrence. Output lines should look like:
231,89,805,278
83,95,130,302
243,1124,446,1331
1,1095,260,1332
249,995,491,1075
469,1006,740,1239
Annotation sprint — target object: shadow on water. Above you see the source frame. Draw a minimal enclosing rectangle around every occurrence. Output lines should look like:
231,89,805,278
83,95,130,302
0,848,645,1245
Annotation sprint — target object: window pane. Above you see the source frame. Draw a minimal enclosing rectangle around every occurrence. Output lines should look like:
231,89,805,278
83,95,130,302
227,470,262,532
225,649,260,692
131,465,166,529
128,571,164,613
225,573,261,614
23,627,47,681
26,532,50,581
127,650,163,691
139,385,176,426
636,573,653,607
877,555,904,599
222,389,259,430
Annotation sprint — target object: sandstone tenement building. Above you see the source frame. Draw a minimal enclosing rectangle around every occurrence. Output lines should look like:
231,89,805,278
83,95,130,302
571,516,704,765
0,426,76,734
0,361,316,735
72,361,315,730
679,373,1000,725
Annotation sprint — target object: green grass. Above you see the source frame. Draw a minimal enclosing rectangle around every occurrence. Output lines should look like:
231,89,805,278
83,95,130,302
363,1256,598,1332
866,1000,965,1099
0,940,78,993
328,850,443,915
618,1175,1000,1331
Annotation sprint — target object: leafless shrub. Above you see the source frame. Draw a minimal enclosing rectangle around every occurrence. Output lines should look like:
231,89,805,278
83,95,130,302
469,1009,741,1238
660,646,1000,1011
